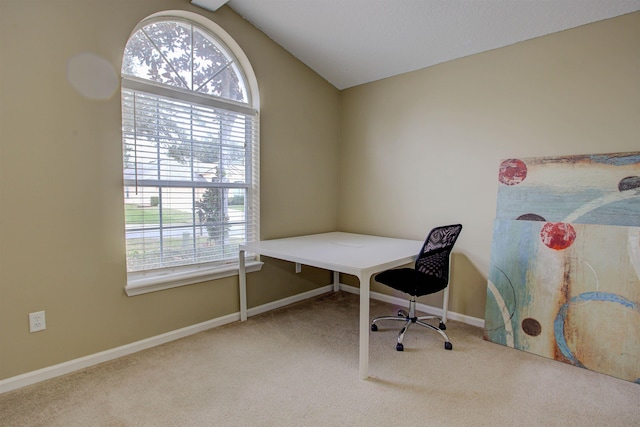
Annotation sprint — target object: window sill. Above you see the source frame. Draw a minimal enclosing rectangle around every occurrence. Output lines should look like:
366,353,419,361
125,260,263,296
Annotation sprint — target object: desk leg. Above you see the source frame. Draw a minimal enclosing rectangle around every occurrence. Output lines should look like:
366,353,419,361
239,249,247,321
358,273,371,379
332,271,340,292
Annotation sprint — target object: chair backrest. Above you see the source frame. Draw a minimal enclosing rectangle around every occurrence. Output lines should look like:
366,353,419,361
415,224,463,283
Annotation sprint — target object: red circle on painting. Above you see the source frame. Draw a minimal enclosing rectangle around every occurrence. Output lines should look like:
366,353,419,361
540,222,576,250
498,159,527,185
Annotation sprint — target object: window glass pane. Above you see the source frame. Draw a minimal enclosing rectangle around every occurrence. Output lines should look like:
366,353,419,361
196,64,245,102
123,19,249,104
124,185,248,272
121,88,255,272
192,28,232,92
122,23,189,89
124,186,160,218
144,21,193,89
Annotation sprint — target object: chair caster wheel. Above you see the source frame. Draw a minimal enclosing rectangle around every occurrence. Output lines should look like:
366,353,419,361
444,342,453,350
396,343,404,351
371,324,378,332
439,322,446,330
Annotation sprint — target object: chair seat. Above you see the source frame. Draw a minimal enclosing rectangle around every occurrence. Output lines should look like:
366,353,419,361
375,268,447,297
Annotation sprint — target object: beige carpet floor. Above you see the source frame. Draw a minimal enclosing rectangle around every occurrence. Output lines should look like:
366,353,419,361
1,291,639,426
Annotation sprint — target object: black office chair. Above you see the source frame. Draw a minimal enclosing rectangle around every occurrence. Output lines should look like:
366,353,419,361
371,224,462,351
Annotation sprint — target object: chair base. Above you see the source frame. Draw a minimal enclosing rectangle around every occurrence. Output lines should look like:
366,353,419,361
371,297,452,351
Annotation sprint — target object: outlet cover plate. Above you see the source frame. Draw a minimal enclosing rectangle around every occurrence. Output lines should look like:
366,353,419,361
29,311,46,332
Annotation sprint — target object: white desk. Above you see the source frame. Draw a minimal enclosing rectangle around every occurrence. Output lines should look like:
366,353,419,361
238,232,422,379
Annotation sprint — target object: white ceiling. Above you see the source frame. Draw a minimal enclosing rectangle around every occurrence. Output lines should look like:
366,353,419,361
198,0,640,90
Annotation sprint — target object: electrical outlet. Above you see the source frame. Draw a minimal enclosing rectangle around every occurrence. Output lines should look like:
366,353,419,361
29,311,46,333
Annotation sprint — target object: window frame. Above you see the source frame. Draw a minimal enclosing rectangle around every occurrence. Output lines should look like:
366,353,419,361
121,11,261,296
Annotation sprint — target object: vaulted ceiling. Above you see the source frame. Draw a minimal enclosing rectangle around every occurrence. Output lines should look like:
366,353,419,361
192,0,640,89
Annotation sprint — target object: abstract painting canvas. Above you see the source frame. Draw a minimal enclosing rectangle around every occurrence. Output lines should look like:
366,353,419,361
484,152,640,383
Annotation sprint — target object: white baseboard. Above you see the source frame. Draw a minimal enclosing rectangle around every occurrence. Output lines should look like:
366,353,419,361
247,285,334,317
0,285,333,394
0,312,240,395
0,285,482,394
339,283,485,328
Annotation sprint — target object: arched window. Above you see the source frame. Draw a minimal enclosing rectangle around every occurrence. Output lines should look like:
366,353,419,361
121,12,260,295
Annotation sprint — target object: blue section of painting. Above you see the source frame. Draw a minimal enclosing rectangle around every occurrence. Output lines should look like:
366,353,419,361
496,152,640,227
590,153,640,166
497,186,640,227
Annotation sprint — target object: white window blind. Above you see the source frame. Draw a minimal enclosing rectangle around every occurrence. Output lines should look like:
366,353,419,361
121,17,259,289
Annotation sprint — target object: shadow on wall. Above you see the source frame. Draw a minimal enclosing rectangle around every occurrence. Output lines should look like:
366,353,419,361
247,256,332,308
343,253,488,321
446,253,487,320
